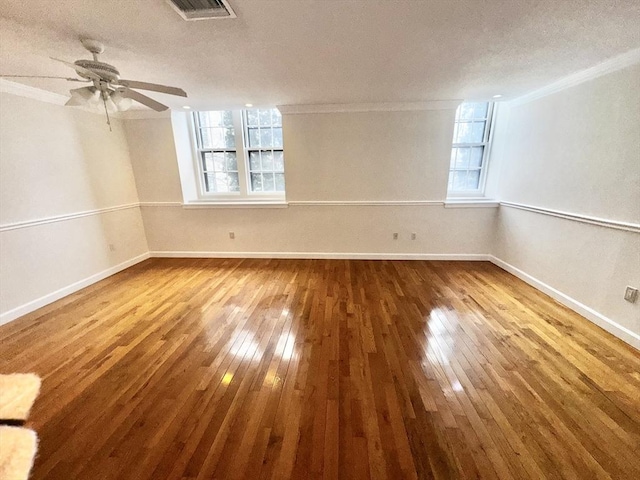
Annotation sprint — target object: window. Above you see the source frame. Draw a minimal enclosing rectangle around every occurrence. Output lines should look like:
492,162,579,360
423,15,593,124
244,109,285,192
192,108,285,199
447,102,494,195
195,111,239,193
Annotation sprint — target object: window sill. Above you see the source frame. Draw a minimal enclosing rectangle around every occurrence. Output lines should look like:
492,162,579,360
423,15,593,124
183,200,289,209
444,198,499,208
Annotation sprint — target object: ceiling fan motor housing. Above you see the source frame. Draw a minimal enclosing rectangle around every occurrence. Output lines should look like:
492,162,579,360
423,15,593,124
74,60,120,82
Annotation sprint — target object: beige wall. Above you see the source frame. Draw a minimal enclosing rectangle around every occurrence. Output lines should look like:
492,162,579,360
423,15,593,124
125,108,497,256
284,110,452,201
0,93,148,321
489,64,640,342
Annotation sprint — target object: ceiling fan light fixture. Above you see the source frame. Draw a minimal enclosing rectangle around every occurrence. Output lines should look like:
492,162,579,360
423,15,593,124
66,86,100,107
111,90,133,111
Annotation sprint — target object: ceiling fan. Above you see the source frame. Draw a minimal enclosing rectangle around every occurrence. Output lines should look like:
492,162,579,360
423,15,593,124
1,38,188,130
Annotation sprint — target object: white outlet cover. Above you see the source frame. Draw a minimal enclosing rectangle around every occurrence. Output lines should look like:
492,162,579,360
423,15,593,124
624,286,638,303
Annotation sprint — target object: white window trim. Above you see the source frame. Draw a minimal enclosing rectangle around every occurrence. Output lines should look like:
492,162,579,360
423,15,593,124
189,110,286,204
447,102,496,198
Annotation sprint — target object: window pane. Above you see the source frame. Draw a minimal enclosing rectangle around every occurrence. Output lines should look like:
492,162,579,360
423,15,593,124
259,109,272,126
215,173,230,192
197,112,214,128
227,172,240,191
272,128,283,148
471,122,486,142
275,173,285,192
261,151,274,171
208,128,225,148
272,109,282,127
202,152,214,171
249,151,261,170
262,173,275,191
465,170,481,190
469,147,484,167
224,128,236,148
197,111,233,128
472,103,488,119
260,128,273,147
273,151,284,171
455,122,485,143
226,152,237,171
452,171,467,190
246,110,259,126
199,128,212,148
457,102,488,121
248,128,260,148
200,127,235,149
458,103,476,121
205,173,225,192
251,173,263,192
455,148,470,168
213,152,225,171
454,123,471,143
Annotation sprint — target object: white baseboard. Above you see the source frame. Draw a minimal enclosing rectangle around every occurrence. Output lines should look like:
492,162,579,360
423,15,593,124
0,252,151,327
489,256,639,350
150,251,490,261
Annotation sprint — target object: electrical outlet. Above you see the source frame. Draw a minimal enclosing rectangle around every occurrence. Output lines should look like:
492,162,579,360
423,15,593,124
108,243,116,252
393,233,398,240
411,233,417,240
229,232,235,239
624,286,638,303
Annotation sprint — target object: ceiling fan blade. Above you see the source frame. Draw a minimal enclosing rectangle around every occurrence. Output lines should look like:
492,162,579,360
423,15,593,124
120,88,169,112
50,57,101,81
118,80,187,97
0,75,88,82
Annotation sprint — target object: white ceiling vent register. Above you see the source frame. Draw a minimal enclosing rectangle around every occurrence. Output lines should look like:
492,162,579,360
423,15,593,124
166,0,236,20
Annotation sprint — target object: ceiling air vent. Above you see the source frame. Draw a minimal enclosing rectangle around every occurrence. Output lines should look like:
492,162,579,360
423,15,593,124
166,0,236,20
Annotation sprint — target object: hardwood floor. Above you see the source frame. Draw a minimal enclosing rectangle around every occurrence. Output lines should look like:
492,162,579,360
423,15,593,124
0,259,638,479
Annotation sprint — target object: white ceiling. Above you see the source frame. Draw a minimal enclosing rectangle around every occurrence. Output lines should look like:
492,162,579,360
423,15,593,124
1,0,639,110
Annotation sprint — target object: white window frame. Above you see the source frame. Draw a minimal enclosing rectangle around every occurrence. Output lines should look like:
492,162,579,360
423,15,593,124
447,102,495,198
189,109,285,203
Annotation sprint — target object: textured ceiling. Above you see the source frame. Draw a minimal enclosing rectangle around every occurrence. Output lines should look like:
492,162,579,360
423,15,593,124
1,0,639,110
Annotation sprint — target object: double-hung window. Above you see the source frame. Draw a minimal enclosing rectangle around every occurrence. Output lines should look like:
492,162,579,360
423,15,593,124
192,108,285,200
244,109,285,192
195,111,239,193
447,102,494,196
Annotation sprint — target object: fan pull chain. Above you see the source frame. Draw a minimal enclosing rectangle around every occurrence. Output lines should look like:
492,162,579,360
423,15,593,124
101,92,112,132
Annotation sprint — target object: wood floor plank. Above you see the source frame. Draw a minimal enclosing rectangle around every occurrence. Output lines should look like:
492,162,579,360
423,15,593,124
1,258,638,479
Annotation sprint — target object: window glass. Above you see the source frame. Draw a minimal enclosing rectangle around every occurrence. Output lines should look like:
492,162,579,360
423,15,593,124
447,102,493,194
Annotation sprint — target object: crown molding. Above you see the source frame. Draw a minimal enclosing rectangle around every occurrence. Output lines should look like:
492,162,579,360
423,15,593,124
0,78,130,119
0,78,68,106
277,100,461,115
509,48,640,107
